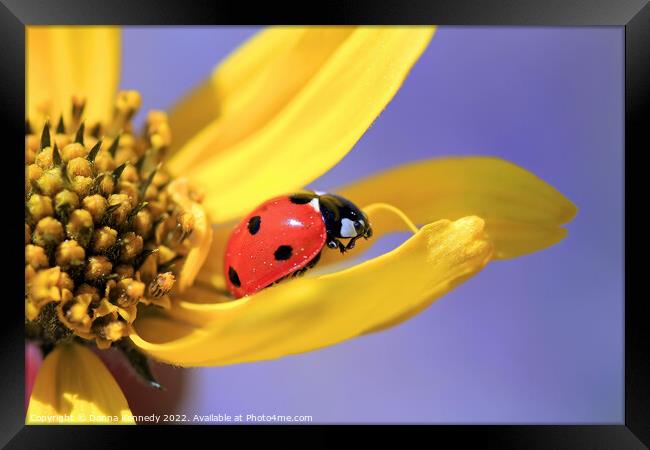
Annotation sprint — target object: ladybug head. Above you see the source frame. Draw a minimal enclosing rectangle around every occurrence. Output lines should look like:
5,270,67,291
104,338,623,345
318,193,373,246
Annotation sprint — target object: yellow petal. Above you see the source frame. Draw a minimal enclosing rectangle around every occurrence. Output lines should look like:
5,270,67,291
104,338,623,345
189,224,232,295
166,178,213,292
27,26,120,124
168,26,435,224
323,156,577,261
168,27,312,153
26,343,135,424
130,216,492,367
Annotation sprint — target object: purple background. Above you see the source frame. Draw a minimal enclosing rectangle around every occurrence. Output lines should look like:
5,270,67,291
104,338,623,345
120,27,624,423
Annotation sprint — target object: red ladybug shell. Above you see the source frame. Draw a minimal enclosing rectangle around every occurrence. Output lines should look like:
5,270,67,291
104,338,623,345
224,195,327,298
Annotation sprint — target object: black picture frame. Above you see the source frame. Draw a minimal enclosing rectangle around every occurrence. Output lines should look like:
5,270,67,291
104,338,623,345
2,0,647,447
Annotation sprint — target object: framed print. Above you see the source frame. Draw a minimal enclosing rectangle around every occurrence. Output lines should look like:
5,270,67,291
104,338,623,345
2,0,647,447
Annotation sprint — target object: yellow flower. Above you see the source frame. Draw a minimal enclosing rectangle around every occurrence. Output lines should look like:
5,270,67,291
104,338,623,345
25,26,576,424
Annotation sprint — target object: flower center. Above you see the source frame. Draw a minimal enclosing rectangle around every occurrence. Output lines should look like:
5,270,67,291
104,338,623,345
25,91,200,350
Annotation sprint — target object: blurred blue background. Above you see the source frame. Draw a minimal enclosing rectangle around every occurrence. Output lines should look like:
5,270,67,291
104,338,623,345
120,26,623,423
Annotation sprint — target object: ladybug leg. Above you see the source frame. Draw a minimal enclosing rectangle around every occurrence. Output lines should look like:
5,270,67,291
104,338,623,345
327,238,347,253
345,236,360,251
331,239,348,253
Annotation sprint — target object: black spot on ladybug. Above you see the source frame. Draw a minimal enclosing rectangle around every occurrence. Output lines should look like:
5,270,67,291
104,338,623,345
228,266,241,288
247,215,261,235
274,245,293,261
289,193,314,204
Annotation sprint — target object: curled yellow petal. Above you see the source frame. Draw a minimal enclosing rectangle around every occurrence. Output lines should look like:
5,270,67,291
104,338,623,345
165,178,213,292
26,343,134,424
130,216,492,367
27,26,120,125
169,26,435,224
326,156,577,261
185,224,231,294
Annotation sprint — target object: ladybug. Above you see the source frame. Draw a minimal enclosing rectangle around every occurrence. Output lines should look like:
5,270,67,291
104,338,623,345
224,191,373,298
